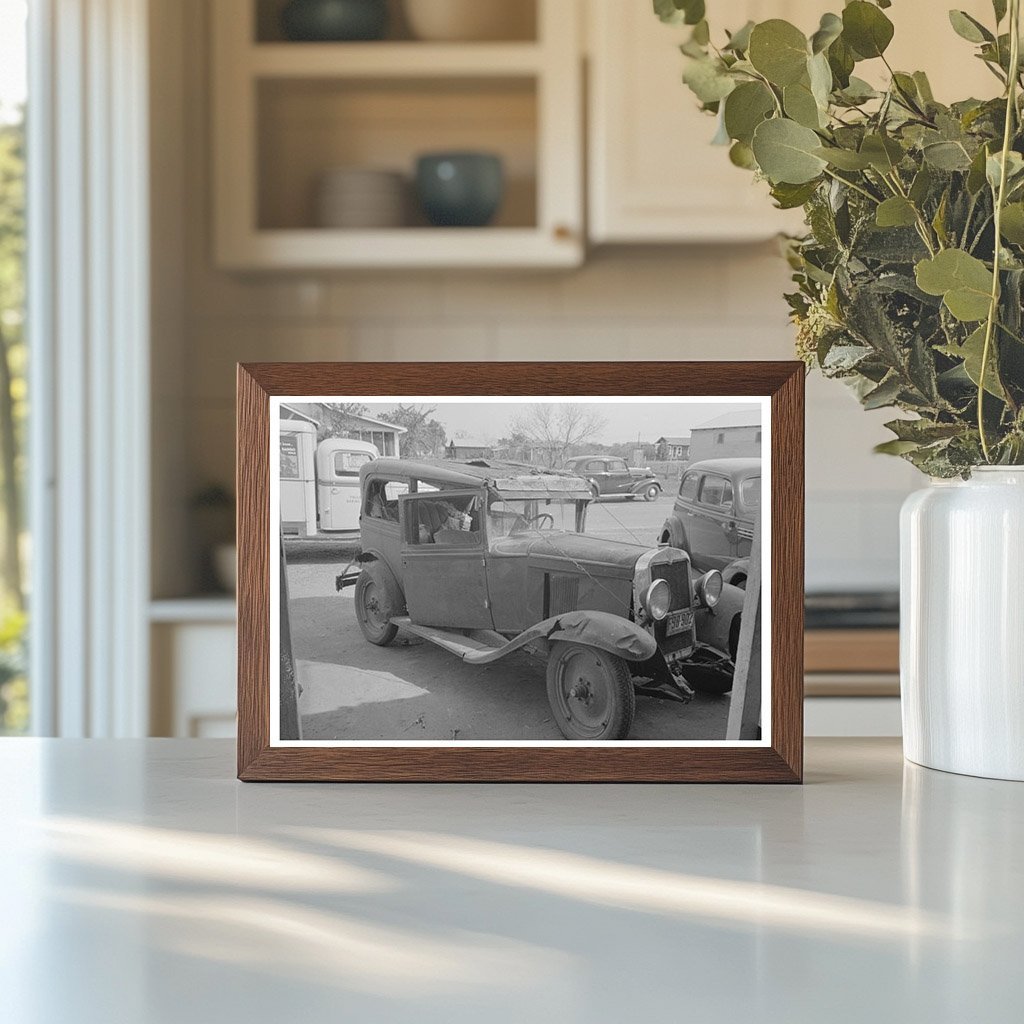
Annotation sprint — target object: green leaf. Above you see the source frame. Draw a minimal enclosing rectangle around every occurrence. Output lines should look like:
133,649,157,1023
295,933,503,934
915,249,994,321
860,133,904,173
814,146,872,170
940,325,1006,397
842,1,895,59
1000,203,1024,245
784,80,824,129
751,118,828,184
948,10,994,44
682,57,736,104
810,12,843,54
874,439,922,455
922,140,973,171
729,140,757,170
748,20,809,86
770,180,820,209
723,81,775,144
724,20,755,53
653,0,705,26
827,36,856,88
876,197,918,228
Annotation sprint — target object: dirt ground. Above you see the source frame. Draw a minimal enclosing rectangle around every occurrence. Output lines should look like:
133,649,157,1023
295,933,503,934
287,494,731,741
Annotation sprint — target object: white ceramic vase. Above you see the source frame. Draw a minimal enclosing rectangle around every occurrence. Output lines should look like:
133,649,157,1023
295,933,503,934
900,467,1024,781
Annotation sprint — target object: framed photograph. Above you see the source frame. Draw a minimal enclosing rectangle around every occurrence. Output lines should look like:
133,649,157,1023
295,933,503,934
237,362,804,782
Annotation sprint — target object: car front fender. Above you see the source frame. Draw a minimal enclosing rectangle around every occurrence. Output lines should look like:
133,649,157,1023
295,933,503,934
694,582,744,656
542,610,658,661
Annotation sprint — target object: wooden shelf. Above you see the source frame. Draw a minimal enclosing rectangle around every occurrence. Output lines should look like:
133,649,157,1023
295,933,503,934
805,629,900,675
217,226,580,270
249,42,544,79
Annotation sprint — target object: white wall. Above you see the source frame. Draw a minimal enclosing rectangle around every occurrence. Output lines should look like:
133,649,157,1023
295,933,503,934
157,0,922,599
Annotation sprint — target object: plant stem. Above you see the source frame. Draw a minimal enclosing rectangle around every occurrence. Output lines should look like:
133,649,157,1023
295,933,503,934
822,167,881,205
979,0,1021,462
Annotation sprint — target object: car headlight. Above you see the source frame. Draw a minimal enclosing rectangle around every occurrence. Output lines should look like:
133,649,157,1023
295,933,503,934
695,570,724,609
643,579,672,621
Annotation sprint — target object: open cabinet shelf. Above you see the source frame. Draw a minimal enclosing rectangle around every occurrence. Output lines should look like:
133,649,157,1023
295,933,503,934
212,0,582,269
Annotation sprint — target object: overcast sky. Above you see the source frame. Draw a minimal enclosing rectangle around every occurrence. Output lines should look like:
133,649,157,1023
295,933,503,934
340,399,762,445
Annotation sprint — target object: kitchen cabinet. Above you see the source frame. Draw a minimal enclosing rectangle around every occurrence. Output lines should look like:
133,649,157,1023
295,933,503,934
586,0,998,244
211,0,583,269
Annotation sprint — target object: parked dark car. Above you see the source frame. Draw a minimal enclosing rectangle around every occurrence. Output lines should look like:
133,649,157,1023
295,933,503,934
340,458,743,740
659,458,760,586
562,455,662,501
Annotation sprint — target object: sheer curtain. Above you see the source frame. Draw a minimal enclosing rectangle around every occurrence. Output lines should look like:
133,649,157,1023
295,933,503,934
28,0,150,736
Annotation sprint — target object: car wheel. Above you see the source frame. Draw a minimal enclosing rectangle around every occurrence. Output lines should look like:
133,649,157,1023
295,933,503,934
354,569,398,646
643,485,659,502
546,641,635,740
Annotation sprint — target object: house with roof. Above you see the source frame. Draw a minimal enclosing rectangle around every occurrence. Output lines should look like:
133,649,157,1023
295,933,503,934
445,438,494,460
654,435,690,461
688,410,762,463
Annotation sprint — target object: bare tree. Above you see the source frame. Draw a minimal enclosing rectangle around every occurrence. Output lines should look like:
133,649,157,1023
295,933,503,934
508,404,607,467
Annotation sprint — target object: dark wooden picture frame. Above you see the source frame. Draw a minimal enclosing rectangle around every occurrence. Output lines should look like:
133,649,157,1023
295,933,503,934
237,362,804,782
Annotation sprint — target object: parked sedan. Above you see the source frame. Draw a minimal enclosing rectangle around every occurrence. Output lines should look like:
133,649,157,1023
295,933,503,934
563,455,662,501
659,458,760,585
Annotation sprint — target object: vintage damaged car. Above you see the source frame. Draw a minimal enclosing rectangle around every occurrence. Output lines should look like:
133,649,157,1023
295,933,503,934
562,455,662,501
338,458,744,740
659,458,760,588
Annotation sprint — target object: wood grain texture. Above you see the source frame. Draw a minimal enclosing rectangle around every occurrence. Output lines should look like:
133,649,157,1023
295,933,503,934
236,361,805,783
804,629,899,674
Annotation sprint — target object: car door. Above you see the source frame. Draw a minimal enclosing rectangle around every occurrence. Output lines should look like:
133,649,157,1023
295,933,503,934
604,458,632,494
687,473,736,570
399,490,493,629
585,459,610,494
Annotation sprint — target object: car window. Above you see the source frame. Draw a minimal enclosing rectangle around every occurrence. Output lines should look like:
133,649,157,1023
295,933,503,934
740,476,761,508
698,475,734,510
679,472,700,500
607,459,628,473
406,494,483,547
280,435,300,480
333,451,373,477
365,479,406,522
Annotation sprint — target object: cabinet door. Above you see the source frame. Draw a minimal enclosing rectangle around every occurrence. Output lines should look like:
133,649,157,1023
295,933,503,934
587,0,997,244
587,0,805,243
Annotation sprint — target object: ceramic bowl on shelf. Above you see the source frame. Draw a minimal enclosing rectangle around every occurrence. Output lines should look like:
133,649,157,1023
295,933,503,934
403,0,534,42
415,152,504,227
315,167,408,229
280,0,388,42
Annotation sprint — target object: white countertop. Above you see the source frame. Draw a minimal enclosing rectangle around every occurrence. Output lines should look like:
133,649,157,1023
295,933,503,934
1,738,1020,1023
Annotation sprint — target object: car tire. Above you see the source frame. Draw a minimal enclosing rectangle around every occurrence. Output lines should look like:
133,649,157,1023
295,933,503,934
643,485,659,502
546,641,635,740
354,569,399,646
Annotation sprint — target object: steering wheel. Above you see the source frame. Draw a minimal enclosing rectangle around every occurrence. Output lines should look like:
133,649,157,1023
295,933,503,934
526,513,556,530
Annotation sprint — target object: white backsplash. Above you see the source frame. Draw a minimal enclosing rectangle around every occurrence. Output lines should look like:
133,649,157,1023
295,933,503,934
182,247,918,594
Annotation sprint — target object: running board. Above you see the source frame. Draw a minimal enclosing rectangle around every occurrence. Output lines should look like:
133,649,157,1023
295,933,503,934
390,618,512,664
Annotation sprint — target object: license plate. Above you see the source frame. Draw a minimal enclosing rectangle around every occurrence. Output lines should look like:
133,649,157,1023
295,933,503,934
665,609,693,637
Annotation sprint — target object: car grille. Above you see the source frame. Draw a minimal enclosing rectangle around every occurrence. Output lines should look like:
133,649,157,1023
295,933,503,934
650,559,695,655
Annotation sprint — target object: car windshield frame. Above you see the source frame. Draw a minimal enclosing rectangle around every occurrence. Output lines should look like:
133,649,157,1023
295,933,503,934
485,493,589,547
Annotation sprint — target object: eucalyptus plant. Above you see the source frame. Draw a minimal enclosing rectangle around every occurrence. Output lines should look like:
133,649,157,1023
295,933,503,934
657,0,1024,476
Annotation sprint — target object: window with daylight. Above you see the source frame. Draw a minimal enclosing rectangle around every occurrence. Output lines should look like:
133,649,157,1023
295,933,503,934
0,0,27,734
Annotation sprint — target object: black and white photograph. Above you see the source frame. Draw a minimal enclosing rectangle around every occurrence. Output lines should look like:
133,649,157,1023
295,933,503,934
271,396,769,745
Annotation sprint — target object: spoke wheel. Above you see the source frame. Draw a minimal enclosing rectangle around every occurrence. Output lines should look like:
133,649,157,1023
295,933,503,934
546,641,635,740
354,570,398,646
